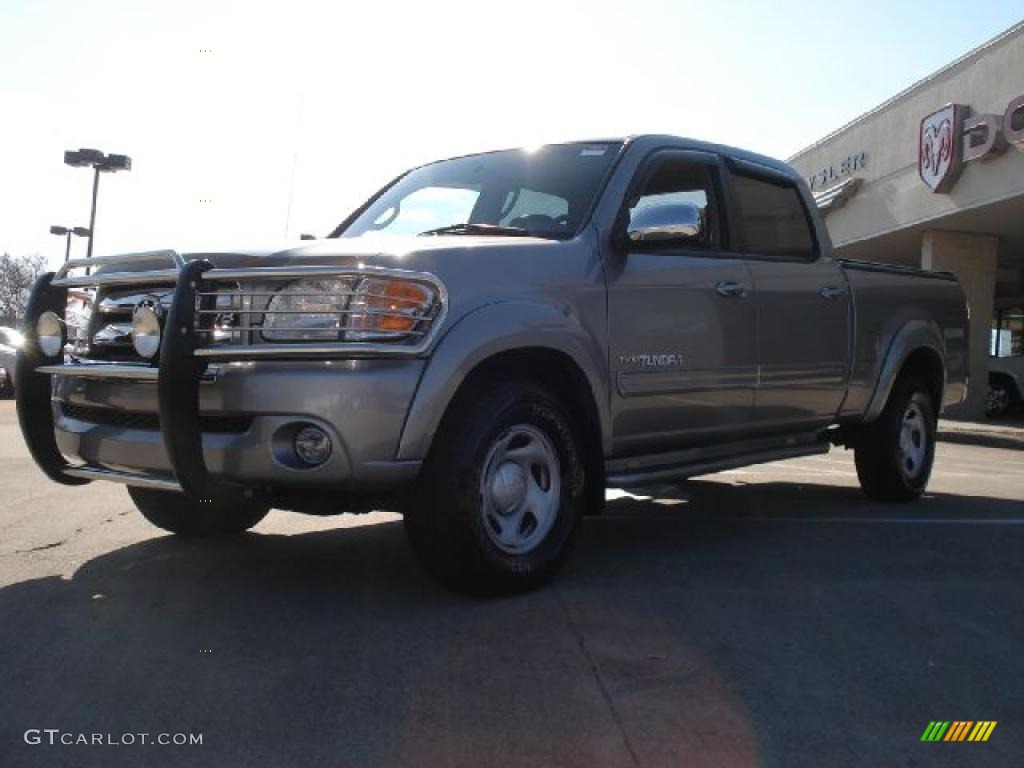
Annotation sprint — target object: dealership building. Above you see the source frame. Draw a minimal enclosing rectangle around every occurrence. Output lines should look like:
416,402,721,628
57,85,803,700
788,21,1024,419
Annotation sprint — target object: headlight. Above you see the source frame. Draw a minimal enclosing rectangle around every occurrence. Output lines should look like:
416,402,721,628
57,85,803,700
261,279,357,341
346,278,435,341
36,311,65,358
131,303,162,359
260,277,436,343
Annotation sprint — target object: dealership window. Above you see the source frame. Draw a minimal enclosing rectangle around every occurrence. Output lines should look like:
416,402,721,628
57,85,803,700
733,173,815,258
991,307,1024,357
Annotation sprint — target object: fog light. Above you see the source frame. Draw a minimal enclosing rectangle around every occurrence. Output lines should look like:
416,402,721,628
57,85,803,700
294,426,332,466
36,311,65,358
132,304,162,359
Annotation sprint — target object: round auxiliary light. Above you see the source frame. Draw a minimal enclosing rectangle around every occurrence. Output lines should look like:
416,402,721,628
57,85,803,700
294,426,332,466
131,303,162,359
36,311,65,358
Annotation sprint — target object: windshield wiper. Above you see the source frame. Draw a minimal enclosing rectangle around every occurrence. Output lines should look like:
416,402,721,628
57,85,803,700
417,223,530,237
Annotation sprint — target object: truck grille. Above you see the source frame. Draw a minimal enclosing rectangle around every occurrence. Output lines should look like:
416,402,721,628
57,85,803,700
68,285,175,362
61,402,253,434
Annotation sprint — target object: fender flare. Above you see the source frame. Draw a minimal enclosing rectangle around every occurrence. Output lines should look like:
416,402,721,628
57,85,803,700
863,319,946,422
396,300,610,461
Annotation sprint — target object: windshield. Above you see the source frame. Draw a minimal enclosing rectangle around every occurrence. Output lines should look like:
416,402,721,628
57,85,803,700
337,142,622,240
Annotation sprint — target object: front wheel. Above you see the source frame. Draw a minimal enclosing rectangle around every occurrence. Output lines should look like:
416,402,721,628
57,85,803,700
854,376,937,502
405,377,587,596
127,487,269,536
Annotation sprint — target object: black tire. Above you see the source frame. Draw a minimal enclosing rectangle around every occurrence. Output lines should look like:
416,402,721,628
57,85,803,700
127,486,269,536
986,376,1020,419
854,376,937,502
405,377,587,596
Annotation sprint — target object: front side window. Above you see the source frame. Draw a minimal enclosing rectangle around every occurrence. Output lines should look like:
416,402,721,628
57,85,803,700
627,158,716,248
339,143,621,240
733,173,815,258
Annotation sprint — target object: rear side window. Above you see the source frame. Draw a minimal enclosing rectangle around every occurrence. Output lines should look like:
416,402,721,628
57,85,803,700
733,173,815,258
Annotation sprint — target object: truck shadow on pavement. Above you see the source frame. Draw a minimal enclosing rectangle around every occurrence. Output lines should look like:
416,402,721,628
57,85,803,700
1,479,1022,768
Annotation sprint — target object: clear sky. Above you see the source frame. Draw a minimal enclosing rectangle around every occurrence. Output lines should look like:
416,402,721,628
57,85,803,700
1,0,1021,268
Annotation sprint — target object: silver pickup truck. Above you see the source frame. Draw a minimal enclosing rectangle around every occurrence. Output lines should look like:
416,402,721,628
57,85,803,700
16,135,968,594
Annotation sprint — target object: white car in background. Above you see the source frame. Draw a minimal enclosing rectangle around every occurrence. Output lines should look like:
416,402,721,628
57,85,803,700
989,308,1023,418
0,326,23,397
988,357,1023,418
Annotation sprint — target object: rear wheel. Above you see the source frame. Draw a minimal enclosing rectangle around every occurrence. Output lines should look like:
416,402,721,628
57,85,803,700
854,376,937,502
404,377,586,596
127,487,269,536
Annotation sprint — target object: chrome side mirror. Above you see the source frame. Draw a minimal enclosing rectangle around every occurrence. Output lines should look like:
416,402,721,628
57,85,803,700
626,203,703,244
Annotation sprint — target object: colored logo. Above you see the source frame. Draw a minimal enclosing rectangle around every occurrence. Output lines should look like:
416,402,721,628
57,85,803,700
918,104,964,193
920,721,997,742
917,93,1024,194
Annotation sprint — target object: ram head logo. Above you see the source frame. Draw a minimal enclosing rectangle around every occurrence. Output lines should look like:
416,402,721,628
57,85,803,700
919,104,964,193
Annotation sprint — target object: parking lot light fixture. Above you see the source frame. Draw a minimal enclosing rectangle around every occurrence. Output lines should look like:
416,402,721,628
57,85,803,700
49,224,92,262
63,148,132,259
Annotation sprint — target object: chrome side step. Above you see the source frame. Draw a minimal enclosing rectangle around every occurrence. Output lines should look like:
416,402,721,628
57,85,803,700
606,437,830,487
63,464,181,491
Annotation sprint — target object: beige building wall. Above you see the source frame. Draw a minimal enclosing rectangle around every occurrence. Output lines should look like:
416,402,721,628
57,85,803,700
788,22,1024,420
921,231,999,418
788,23,1024,250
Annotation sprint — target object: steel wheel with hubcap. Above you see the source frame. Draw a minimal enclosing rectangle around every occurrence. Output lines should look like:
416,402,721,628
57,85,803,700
855,375,936,502
480,425,561,555
898,401,928,482
405,376,586,595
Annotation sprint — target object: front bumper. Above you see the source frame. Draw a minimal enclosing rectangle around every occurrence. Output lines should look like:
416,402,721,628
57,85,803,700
53,359,424,490
16,254,439,500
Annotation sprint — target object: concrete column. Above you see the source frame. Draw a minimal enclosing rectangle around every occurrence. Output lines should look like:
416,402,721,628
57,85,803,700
921,230,999,420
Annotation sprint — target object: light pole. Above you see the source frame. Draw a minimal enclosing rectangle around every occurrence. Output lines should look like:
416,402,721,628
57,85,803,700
63,148,132,259
48,226,91,262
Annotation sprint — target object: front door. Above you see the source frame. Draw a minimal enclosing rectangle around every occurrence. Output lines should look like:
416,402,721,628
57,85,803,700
607,151,758,456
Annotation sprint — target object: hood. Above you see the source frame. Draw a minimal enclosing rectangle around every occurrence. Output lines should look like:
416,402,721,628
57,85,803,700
83,234,566,277
80,233,595,347
181,234,565,272
84,234,591,326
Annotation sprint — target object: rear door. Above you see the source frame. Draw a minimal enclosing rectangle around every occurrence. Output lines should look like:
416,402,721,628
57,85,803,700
728,163,850,431
607,150,758,455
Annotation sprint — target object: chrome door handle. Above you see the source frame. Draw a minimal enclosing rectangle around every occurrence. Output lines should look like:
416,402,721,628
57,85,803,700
820,286,847,300
715,281,747,298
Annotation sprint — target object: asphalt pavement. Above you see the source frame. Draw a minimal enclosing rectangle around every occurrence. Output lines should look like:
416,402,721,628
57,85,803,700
1,400,1022,768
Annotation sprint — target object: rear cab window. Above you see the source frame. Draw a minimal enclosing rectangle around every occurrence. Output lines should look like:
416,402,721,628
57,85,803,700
498,188,569,229
732,172,816,259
